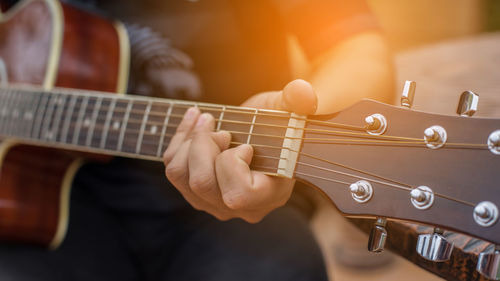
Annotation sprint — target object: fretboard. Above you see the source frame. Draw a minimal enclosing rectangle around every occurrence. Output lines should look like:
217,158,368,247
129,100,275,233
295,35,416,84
0,86,300,176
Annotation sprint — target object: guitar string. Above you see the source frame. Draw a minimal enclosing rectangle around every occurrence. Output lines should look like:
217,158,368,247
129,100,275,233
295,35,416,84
15,102,490,147
1,90,365,131
23,118,488,150
2,89,498,148
18,101,421,142
0,91,438,142
0,118,482,209
249,152,476,208
2,114,489,150
2,92,492,147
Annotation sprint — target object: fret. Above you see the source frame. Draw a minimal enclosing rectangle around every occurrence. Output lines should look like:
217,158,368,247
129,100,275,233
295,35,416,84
121,100,149,153
2,89,15,136
246,109,258,144
117,98,133,152
247,110,290,175
15,90,32,138
156,101,174,157
60,94,78,144
72,95,90,145
5,89,19,136
104,98,128,151
18,91,35,138
24,91,41,139
219,108,255,145
159,103,191,153
40,93,58,141
100,97,117,149
32,92,49,139
0,89,9,134
85,96,103,146
216,106,226,132
136,100,152,154
51,94,67,142
0,87,298,169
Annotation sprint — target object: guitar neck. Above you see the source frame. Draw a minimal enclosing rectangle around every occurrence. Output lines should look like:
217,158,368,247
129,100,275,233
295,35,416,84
0,86,303,177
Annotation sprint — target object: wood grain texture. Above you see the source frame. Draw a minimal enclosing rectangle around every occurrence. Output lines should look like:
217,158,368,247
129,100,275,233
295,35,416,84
55,3,121,93
0,0,123,247
0,0,52,85
0,145,75,246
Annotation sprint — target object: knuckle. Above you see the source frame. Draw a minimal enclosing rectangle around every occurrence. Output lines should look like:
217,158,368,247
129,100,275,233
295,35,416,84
165,164,187,184
163,151,174,164
222,192,248,210
189,173,217,195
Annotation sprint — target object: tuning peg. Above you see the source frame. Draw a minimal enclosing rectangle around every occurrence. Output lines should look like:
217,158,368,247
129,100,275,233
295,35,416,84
416,228,453,262
477,245,500,280
368,218,387,252
401,80,416,109
456,90,479,117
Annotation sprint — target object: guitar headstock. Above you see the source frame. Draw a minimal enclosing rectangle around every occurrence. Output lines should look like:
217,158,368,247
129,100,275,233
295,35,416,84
295,81,500,278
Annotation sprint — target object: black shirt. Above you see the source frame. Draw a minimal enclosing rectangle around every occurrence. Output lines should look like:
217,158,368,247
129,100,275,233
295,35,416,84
92,0,378,105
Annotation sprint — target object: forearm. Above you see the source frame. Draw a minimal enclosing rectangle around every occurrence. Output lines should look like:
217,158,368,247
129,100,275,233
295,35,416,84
308,31,395,114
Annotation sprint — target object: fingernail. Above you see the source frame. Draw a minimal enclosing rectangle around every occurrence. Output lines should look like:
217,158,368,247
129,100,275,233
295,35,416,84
196,113,209,127
184,107,198,120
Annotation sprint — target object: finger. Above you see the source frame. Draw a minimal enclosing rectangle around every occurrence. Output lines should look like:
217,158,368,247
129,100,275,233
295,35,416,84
188,113,225,205
165,140,192,190
163,107,200,165
216,145,294,210
165,139,215,212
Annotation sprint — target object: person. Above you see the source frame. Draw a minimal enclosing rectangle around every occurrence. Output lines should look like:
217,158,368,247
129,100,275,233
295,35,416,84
0,0,394,280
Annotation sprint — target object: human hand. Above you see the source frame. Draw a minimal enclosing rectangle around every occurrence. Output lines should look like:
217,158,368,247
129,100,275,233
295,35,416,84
163,79,317,222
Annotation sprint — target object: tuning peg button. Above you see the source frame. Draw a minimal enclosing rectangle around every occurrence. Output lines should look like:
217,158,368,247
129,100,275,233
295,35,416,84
477,245,500,280
457,90,479,117
416,228,453,262
368,218,387,252
401,80,416,108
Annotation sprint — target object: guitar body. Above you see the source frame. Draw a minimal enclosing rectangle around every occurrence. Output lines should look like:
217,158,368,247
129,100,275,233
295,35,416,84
0,0,129,248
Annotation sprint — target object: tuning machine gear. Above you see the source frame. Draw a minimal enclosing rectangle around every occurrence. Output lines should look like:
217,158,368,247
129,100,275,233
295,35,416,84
477,245,500,280
416,228,453,262
368,217,387,252
401,80,416,109
456,90,479,117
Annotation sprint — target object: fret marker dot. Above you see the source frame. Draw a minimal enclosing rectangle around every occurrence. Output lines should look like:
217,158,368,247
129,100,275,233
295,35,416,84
150,125,158,134
113,121,120,130
12,109,19,118
45,131,53,140
1,108,7,117
83,118,91,127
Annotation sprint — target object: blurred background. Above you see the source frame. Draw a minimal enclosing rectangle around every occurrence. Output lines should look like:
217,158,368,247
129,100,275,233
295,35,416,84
307,1,500,280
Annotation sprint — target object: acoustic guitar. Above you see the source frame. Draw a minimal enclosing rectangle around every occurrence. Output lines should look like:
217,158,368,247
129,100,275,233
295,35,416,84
1,1,499,280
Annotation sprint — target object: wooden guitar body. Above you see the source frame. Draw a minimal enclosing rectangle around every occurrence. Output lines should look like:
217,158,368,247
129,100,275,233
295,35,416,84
0,0,129,248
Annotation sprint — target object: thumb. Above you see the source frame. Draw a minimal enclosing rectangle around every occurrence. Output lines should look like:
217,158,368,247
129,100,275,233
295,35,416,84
240,79,317,115
281,79,317,115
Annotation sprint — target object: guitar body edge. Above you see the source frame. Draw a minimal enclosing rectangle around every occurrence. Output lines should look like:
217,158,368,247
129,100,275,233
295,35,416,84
0,140,81,248
0,0,128,247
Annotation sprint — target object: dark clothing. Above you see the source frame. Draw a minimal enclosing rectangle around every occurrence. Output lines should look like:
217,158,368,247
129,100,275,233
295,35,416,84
0,0,378,280
76,0,378,105
0,159,327,281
